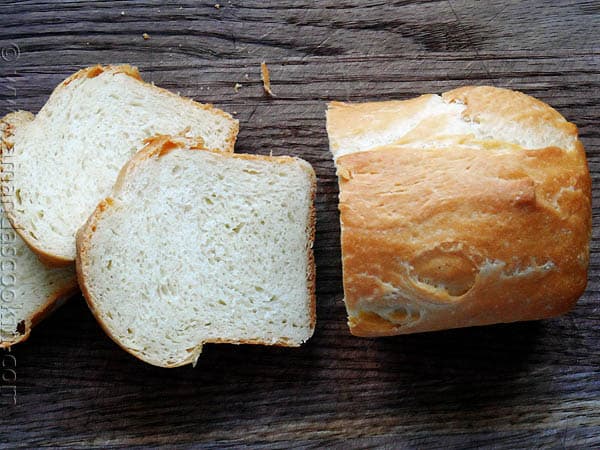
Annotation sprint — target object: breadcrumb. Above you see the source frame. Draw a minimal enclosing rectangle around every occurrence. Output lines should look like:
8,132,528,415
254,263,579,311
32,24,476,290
234,83,242,93
261,61,275,97
142,33,150,40
214,3,221,8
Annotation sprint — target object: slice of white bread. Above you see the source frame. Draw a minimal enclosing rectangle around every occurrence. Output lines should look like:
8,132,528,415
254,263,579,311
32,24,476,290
1,112,78,347
1,65,239,266
76,135,316,367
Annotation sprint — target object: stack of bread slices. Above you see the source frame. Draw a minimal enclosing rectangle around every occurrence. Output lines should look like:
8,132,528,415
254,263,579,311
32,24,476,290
1,65,316,367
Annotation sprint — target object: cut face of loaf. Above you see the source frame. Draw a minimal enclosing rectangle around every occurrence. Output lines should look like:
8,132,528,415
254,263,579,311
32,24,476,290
1,112,78,347
76,136,316,367
327,86,591,336
1,65,239,266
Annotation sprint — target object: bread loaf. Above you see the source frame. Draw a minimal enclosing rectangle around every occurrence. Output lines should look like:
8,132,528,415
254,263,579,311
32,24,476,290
1,65,239,266
76,135,316,367
326,86,591,336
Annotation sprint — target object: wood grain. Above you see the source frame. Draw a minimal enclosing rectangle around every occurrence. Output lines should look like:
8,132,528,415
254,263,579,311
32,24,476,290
0,1,599,448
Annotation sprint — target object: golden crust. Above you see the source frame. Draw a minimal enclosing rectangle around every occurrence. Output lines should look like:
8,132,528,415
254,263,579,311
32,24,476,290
442,86,578,149
260,61,275,97
326,95,436,157
327,86,580,159
76,135,316,367
61,64,142,86
304,173,317,332
329,87,591,336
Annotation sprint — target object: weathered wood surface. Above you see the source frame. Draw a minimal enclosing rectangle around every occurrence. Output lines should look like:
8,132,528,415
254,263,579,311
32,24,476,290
0,1,599,448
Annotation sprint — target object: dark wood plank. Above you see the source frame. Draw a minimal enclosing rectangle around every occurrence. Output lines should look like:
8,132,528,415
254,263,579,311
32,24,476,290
0,0,598,61
0,1,599,448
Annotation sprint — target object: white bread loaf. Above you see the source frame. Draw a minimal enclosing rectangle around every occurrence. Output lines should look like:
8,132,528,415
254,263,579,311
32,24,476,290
1,65,239,266
76,135,316,367
326,86,591,336
1,112,78,347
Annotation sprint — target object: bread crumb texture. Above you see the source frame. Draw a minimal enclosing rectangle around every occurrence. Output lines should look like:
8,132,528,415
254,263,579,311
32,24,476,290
0,112,77,347
3,64,238,263
77,138,315,367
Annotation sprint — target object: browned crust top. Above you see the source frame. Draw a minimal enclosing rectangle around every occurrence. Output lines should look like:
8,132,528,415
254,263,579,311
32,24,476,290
329,86,591,336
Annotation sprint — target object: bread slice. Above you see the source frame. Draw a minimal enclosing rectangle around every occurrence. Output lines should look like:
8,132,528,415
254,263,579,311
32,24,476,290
76,135,316,367
1,65,239,266
1,112,78,347
327,86,591,336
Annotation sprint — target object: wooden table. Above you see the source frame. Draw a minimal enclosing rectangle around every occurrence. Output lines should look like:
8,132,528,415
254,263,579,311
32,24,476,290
1,1,599,448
